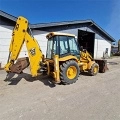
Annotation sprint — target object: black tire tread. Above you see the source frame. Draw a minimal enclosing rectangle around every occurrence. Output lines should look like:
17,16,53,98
89,63,99,76
60,60,80,85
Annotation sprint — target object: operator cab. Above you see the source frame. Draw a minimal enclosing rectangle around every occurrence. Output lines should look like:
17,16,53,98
46,32,80,59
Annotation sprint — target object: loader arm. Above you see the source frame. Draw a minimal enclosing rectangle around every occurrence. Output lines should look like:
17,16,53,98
80,49,93,62
4,16,43,77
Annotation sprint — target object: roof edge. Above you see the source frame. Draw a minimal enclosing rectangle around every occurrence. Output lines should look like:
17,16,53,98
0,10,17,21
91,21,115,42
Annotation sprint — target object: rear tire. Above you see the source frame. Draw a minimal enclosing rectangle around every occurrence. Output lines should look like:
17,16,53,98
89,63,99,76
60,60,80,85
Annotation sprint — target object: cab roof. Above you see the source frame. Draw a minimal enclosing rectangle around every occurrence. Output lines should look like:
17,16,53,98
46,32,75,39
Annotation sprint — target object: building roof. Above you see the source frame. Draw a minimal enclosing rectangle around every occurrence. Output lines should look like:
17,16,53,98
0,10,17,21
0,10,115,42
31,20,115,42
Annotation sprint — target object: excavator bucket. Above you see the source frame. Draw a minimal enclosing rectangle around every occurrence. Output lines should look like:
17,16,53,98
10,57,30,74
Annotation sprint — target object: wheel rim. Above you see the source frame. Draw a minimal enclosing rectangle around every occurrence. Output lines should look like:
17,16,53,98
66,66,77,79
93,66,98,74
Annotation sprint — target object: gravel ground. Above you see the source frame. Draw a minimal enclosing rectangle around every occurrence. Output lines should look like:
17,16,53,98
0,57,120,120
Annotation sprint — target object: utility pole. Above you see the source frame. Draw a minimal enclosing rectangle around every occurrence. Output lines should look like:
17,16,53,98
118,39,120,52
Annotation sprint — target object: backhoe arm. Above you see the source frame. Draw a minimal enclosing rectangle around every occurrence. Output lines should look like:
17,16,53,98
4,17,27,72
4,16,43,77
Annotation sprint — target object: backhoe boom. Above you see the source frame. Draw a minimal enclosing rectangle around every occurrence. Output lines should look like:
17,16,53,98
4,16,43,77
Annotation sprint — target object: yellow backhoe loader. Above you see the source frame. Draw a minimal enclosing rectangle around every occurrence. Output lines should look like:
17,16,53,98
4,16,107,84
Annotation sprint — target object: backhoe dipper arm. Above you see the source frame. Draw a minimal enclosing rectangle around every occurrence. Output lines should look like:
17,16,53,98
4,16,43,77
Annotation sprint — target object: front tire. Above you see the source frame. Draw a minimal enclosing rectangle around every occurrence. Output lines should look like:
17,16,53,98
89,63,99,76
60,60,80,85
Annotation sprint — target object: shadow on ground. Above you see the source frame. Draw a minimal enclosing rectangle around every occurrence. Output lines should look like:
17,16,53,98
80,72,91,76
4,72,56,88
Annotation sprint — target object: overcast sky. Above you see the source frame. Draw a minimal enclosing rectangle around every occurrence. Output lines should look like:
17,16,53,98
0,0,119,41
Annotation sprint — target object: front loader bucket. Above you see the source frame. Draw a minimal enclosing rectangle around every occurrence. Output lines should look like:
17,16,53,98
95,59,108,73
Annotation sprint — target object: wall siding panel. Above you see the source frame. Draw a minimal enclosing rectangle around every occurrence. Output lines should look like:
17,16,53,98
33,30,48,56
94,39,111,58
0,25,28,67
